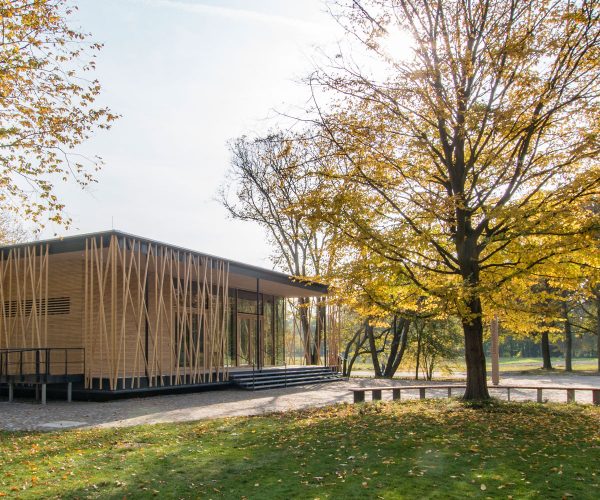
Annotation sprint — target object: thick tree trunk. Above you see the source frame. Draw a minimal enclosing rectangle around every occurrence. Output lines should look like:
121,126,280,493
541,332,553,370
563,301,573,372
367,323,383,377
564,321,573,372
462,298,490,400
595,289,600,374
298,297,312,365
383,316,410,378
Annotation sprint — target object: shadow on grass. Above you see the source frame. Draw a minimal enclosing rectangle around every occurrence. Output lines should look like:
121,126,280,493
1,399,599,499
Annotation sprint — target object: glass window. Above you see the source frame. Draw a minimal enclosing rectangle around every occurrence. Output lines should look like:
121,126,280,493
263,295,274,366
274,297,285,364
237,289,262,314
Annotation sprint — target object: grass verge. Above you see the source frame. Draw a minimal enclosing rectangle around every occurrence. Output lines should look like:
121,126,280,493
1,399,599,499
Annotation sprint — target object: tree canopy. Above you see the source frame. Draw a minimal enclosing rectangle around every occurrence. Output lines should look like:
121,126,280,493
301,0,600,398
0,0,117,227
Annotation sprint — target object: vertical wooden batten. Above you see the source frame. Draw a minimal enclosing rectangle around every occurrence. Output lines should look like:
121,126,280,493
83,235,231,390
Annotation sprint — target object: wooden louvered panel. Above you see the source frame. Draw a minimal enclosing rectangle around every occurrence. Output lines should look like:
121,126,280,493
2,297,70,317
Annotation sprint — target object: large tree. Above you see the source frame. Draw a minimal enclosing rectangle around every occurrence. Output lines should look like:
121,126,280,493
305,0,600,398
221,133,333,364
0,0,116,227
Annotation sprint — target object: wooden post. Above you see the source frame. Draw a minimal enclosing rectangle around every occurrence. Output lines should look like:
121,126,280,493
392,388,401,401
592,389,600,406
507,387,511,402
419,388,426,399
447,387,452,397
491,316,500,386
372,389,382,401
567,389,575,403
353,391,365,403
537,388,543,403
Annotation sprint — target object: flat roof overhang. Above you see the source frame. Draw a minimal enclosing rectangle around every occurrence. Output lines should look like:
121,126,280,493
0,230,327,298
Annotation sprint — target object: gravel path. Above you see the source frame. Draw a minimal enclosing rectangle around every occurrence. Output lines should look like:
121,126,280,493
1,373,598,432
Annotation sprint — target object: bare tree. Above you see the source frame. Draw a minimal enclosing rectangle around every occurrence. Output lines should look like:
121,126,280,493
221,132,332,364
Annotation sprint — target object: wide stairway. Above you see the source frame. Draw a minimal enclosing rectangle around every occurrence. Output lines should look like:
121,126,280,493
229,366,343,390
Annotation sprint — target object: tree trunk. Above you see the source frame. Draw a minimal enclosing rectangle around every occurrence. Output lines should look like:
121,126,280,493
462,297,490,400
541,332,553,370
415,328,421,381
426,356,435,380
315,298,326,365
298,297,312,365
595,288,600,373
383,317,410,378
564,304,573,372
367,323,383,377
342,325,364,377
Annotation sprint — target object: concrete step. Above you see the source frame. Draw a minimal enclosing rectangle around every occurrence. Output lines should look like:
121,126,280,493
230,369,336,383
231,368,342,390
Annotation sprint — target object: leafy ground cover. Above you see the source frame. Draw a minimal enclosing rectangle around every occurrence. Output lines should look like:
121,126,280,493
1,400,599,499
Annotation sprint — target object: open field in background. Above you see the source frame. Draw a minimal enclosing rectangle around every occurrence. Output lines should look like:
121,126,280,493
349,357,600,377
1,400,599,499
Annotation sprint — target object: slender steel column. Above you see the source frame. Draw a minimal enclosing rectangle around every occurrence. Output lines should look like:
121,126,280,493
256,278,261,371
323,301,327,367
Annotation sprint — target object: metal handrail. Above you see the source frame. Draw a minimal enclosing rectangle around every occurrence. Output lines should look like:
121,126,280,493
236,351,256,390
0,347,85,380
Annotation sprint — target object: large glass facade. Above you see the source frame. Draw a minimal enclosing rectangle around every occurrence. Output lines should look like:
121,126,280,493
175,286,288,369
275,297,285,365
221,289,286,368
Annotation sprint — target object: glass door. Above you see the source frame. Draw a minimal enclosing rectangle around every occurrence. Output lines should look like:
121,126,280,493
237,314,262,367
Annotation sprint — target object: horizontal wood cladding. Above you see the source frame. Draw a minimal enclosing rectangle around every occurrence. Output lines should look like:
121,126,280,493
3,297,71,317
84,235,230,390
0,246,85,378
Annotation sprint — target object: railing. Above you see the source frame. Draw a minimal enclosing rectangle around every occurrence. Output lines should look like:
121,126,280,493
236,349,288,390
0,347,85,382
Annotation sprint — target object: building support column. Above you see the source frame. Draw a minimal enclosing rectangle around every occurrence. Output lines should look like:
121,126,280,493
67,382,72,403
323,301,327,367
41,384,47,405
256,278,261,371
8,383,13,402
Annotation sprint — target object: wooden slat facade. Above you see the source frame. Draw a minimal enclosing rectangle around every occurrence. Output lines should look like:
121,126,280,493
0,232,336,392
0,235,231,390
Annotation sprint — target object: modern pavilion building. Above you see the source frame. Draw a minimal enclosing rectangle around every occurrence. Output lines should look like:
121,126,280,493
0,231,338,401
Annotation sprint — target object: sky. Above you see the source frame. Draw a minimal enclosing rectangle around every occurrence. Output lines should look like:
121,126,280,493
41,0,343,268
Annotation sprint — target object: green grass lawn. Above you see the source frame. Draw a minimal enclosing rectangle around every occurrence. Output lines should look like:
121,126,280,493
494,357,599,372
1,400,599,499
351,357,599,375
